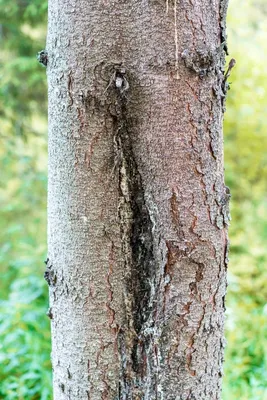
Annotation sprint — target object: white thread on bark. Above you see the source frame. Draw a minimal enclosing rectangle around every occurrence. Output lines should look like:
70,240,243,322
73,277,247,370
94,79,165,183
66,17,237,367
174,0,180,79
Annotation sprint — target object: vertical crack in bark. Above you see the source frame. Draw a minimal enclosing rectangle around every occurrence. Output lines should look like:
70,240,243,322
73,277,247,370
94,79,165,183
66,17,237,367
219,0,229,54
109,71,157,397
105,242,117,333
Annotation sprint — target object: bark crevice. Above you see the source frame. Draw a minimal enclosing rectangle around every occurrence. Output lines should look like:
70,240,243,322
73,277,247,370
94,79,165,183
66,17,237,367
109,74,158,396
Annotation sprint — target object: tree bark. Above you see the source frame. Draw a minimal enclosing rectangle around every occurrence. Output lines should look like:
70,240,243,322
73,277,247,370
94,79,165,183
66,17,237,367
46,0,230,399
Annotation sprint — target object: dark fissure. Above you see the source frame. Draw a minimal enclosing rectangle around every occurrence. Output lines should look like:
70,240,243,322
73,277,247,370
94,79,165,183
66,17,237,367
111,71,157,387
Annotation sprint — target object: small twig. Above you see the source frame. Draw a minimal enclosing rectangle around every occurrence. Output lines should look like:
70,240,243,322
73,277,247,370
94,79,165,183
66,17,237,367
224,58,236,81
222,58,236,94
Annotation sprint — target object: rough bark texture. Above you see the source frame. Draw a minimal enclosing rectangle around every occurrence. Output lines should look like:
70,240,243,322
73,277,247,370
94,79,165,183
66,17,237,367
46,0,230,399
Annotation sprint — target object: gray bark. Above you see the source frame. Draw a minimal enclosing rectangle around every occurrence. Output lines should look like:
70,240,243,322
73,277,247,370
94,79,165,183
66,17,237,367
46,0,229,399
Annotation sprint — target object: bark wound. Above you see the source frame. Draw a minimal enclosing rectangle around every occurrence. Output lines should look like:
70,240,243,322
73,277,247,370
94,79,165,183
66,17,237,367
109,68,157,395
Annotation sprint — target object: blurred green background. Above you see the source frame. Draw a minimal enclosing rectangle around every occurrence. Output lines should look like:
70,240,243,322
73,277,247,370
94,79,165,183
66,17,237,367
0,0,266,399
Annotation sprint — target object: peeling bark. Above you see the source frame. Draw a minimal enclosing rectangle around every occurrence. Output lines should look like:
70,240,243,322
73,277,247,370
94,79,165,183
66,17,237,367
46,0,229,399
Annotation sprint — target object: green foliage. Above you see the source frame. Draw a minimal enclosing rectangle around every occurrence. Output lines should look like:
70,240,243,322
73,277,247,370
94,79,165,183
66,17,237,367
0,275,51,400
0,1,51,398
222,0,267,398
0,134,51,399
0,0,267,398
0,0,47,137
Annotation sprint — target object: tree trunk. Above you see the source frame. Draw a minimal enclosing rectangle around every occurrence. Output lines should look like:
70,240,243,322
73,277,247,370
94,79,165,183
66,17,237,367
46,0,230,399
